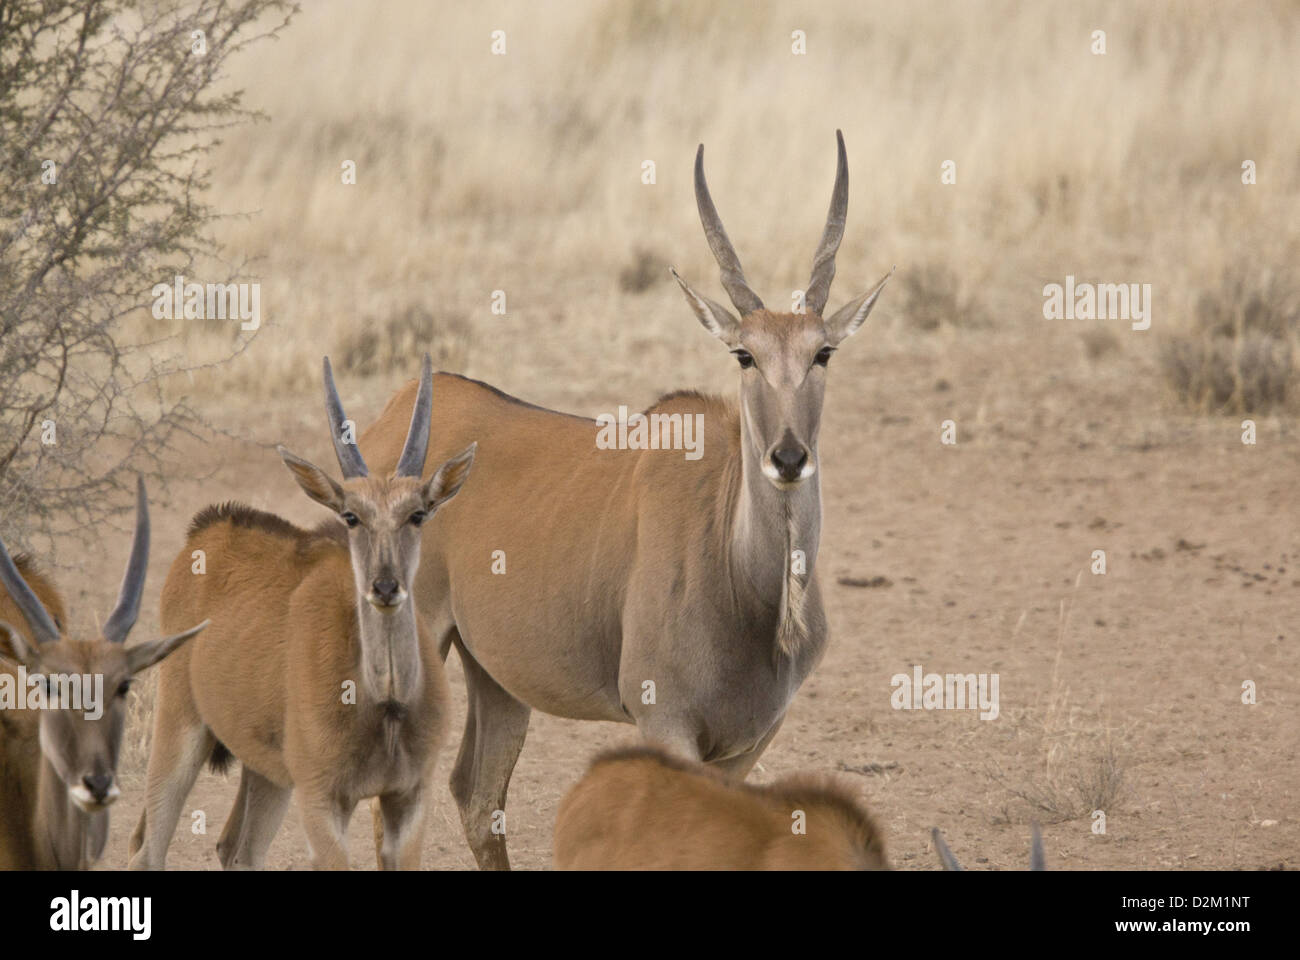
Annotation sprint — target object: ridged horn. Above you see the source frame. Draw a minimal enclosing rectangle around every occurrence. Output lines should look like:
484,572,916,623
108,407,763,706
0,532,61,646
322,357,369,479
395,354,434,478
102,476,150,644
694,144,765,316
805,129,848,317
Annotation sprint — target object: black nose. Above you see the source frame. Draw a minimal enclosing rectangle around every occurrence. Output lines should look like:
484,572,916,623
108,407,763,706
372,578,400,604
83,773,112,802
771,446,809,482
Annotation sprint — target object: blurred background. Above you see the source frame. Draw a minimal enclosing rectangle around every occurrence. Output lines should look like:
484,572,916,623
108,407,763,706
177,0,1299,409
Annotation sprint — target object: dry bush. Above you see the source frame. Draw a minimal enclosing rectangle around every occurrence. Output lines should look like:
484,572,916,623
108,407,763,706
177,0,1300,402
619,247,669,294
1081,328,1122,362
991,597,1130,823
0,0,293,548
337,305,472,378
899,263,989,331
1160,268,1300,413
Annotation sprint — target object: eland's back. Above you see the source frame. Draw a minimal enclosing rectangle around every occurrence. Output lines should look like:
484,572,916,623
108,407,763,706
553,747,889,870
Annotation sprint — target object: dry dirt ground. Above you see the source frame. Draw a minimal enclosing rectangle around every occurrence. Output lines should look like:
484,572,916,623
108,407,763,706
72,319,1298,871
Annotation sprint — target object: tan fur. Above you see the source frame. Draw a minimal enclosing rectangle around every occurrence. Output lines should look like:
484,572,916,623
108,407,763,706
128,501,449,870
359,136,890,870
553,747,888,870
0,530,201,871
0,557,68,869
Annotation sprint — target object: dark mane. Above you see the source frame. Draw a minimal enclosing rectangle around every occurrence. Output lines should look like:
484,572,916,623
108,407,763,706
648,388,712,409
187,502,343,546
10,551,37,575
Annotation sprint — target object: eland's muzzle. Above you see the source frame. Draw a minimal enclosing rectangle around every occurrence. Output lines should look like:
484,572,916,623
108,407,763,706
368,577,405,609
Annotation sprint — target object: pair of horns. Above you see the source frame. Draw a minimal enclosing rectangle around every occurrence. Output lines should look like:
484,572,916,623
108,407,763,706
932,823,1047,871
0,477,151,646
694,129,849,318
322,353,434,480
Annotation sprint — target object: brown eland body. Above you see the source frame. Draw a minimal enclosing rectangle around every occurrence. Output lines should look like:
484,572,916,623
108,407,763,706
553,746,888,870
361,131,892,869
127,357,475,870
0,481,209,869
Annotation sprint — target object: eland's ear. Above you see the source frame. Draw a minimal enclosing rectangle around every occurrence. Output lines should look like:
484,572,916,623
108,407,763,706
126,619,210,675
670,268,741,346
424,443,477,512
825,266,894,345
278,446,346,513
0,620,41,671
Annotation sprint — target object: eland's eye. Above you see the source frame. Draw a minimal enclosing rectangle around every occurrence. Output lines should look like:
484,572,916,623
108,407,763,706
732,350,755,369
341,512,360,528
814,346,835,367
408,510,428,527
116,680,131,698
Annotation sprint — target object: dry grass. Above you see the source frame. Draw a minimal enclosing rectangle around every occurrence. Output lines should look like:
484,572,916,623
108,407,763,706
111,0,1299,416
991,590,1131,824
899,262,990,331
1160,266,1300,413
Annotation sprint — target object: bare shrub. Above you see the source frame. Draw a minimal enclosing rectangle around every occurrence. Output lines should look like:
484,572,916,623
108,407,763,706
338,304,472,378
1081,328,1122,361
990,596,1129,823
0,0,295,549
899,262,989,331
619,246,668,294
1160,267,1300,413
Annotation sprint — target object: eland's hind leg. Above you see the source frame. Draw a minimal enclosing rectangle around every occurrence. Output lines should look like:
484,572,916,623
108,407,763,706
218,765,292,870
128,721,214,869
448,632,531,870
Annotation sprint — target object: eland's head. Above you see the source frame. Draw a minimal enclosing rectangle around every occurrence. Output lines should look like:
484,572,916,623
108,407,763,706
278,355,474,702
0,479,208,814
672,130,893,489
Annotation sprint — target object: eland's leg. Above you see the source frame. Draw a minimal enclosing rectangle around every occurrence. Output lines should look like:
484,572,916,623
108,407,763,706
448,634,531,870
127,722,214,870
377,783,429,870
299,792,352,870
218,765,292,870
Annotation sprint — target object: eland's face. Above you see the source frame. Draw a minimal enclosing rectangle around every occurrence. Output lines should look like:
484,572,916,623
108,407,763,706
731,309,833,488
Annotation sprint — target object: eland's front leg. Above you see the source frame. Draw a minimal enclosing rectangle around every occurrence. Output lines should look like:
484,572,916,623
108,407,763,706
377,783,429,870
448,640,531,870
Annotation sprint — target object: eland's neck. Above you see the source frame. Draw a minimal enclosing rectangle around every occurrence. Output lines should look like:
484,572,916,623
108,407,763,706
356,599,423,706
730,412,822,649
33,754,101,870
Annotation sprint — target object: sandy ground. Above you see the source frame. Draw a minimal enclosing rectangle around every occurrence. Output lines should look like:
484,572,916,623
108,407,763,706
77,321,1299,870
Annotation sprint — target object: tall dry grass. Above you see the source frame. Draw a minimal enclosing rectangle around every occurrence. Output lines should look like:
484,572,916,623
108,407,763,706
135,0,1300,412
